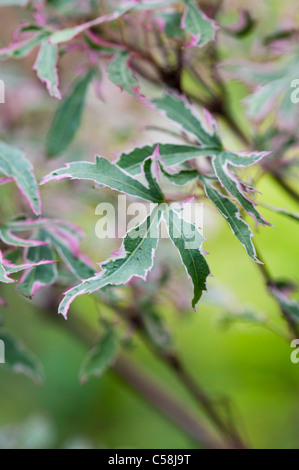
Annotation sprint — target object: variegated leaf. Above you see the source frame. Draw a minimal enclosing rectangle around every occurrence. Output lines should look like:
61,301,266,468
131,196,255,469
44,227,94,280
212,151,271,226
0,140,41,215
164,206,210,308
16,231,58,298
58,206,162,317
33,41,61,99
41,156,165,203
0,30,50,59
118,143,217,175
108,51,138,94
200,176,260,262
182,0,218,47
46,69,94,157
152,93,222,147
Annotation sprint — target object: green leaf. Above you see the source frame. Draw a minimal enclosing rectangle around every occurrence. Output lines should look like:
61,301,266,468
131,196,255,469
84,32,120,54
0,31,50,59
142,309,172,350
58,206,162,317
212,151,271,226
200,176,260,262
118,145,157,175
79,329,118,383
0,226,46,247
143,157,165,202
108,51,138,94
219,309,266,329
5,260,53,276
260,203,299,223
46,69,94,158
2,218,93,280
2,247,22,264
41,156,165,203
4,218,50,232
0,332,44,383
0,252,54,287
16,231,57,298
163,12,184,39
159,162,199,185
244,79,289,119
182,0,218,47
44,228,94,280
0,252,14,284
164,206,210,309
152,93,222,147
224,62,287,86
118,143,218,175
33,41,61,99
0,140,41,215
271,290,299,323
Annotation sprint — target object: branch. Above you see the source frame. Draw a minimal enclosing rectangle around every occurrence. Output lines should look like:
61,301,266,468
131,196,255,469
113,355,227,449
271,172,299,204
118,305,248,449
43,303,227,449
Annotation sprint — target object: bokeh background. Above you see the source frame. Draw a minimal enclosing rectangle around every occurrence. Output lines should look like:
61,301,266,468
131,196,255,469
0,0,299,449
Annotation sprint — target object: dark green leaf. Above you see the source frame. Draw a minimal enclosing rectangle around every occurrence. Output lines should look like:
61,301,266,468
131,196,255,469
79,329,118,383
46,69,94,157
0,332,43,383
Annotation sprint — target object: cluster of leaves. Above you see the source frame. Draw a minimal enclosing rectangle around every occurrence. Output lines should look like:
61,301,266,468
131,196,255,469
221,27,299,327
0,137,96,380
1,0,299,386
41,92,270,317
